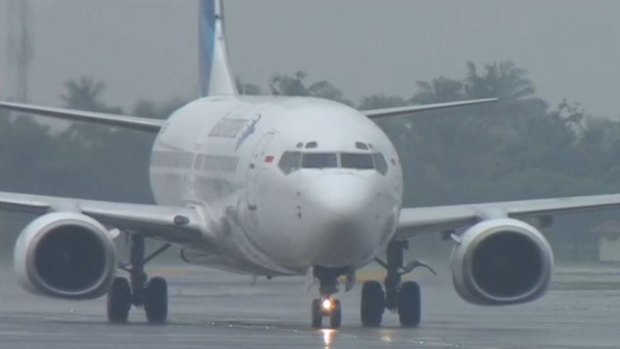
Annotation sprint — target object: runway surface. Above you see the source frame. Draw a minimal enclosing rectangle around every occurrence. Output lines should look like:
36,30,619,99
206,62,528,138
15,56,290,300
1,263,620,349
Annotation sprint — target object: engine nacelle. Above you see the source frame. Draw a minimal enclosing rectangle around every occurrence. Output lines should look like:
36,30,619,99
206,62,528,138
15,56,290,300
14,212,117,299
451,218,553,305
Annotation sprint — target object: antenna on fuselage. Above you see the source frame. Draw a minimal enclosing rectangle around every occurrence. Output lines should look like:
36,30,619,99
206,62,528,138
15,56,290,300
199,0,237,97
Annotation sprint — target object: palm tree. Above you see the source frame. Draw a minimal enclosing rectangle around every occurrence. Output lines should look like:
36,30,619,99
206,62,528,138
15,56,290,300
269,71,351,105
464,61,535,102
358,94,407,110
410,77,465,104
235,78,262,95
270,71,310,96
59,76,124,149
60,76,122,113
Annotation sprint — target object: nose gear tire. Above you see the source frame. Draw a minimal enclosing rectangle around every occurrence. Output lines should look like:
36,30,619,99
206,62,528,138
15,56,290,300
329,299,342,329
312,299,322,328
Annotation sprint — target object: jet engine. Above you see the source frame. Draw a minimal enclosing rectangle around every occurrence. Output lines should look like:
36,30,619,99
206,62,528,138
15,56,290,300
14,212,117,299
451,218,553,305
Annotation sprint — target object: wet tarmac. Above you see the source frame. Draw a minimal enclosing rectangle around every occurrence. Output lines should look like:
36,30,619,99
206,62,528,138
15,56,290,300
1,263,620,348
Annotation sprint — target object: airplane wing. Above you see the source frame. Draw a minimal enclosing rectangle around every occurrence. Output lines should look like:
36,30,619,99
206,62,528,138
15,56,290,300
0,98,498,127
0,101,164,133
362,98,498,119
394,193,620,240
0,191,212,244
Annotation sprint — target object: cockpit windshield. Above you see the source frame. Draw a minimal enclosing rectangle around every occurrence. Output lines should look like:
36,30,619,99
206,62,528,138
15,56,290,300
278,151,389,175
278,151,302,174
341,153,374,170
302,153,338,169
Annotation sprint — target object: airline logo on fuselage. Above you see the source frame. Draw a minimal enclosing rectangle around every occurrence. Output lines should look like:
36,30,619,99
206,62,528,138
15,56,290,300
209,118,248,138
236,115,262,150
208,116,262,151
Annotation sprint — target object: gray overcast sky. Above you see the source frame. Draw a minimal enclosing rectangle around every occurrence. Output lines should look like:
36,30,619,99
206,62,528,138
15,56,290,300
1,0,619,117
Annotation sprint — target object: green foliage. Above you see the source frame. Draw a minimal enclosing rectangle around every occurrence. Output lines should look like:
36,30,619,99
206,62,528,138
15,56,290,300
132,98,190,119
411,77,465,104
0,61,619,259
270,71,352,105
382,61,620,207
235,78,263,96
60,76,123,114
358,94,408,110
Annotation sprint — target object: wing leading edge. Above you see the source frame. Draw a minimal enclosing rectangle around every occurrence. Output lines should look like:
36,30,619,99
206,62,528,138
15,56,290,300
395,193,620,241
0,191,211,244
1,98,498,128
362,98,498,119
0,101,164,133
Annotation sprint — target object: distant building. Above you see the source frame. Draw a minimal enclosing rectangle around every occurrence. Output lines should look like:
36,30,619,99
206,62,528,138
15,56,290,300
592,220,620,263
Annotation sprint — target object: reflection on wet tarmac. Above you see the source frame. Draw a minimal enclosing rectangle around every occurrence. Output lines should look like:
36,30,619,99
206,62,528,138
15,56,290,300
2,264,620,348
321,329,337,348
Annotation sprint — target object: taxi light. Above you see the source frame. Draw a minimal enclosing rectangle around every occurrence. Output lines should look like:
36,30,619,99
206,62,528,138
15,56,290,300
322,298,333,311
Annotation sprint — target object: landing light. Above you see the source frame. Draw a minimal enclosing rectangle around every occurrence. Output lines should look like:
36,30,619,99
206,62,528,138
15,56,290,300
321,298,333,311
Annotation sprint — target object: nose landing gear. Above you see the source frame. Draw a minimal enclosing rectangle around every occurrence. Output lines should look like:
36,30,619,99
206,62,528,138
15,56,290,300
311,266,349,329
361,241,436,327
312,297,342,329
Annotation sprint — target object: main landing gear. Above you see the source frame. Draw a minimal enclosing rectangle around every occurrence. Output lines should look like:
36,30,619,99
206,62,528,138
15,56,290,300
107,234,171,324
361,241,436,327
311,266,349,329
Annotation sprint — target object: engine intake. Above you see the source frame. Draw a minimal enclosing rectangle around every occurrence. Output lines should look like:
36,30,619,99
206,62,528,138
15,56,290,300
451,218,553,305
14,212,117,299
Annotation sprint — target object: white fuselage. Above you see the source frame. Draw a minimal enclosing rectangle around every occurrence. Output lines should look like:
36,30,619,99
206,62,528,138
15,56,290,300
149,96,403,276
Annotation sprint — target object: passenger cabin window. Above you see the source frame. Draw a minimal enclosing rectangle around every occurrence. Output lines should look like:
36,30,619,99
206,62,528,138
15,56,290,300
302,153,338,169
278,151,302,174
305,142,318,149
341,153,374,170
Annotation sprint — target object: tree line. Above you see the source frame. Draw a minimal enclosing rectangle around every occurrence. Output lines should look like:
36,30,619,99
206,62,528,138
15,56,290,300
1,61,618,261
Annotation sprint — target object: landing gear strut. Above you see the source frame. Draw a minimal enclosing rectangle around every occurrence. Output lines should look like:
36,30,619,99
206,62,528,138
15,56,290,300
361,241,435,327
107,234,171,323
311,266,347,329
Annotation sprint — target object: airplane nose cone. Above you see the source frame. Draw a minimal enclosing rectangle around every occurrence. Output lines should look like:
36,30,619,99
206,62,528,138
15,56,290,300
309,175,370,222
305,175,380,267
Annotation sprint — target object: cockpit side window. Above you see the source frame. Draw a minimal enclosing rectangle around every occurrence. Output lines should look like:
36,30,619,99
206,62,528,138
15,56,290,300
372,153,389,175
278,151,302,174
341,153,374,170
302,153,338,169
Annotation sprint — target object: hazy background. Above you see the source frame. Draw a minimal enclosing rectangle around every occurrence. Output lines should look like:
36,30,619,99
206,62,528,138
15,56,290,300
0,0,619,117
0,1,618,264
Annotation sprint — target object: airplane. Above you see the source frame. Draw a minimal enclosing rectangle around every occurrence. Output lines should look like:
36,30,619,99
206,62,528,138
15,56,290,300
1,0,620,329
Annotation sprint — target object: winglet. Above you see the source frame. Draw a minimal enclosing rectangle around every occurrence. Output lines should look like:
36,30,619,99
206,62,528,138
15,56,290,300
362,98,498,119
199,0,237,97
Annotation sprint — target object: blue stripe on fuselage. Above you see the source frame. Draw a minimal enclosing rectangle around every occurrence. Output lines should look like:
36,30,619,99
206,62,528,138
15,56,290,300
199,0,216,97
